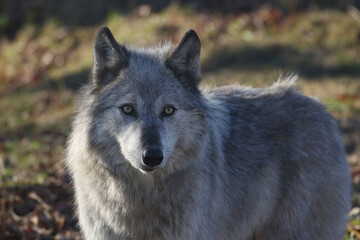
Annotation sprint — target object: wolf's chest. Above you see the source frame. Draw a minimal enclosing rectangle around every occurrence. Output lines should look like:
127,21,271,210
90,176,193,239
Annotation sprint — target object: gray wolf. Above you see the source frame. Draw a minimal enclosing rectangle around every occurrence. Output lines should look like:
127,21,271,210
66,27,351,240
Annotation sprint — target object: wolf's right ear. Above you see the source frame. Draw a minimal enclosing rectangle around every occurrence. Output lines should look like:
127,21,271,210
166,30,201,90
92,27,129,89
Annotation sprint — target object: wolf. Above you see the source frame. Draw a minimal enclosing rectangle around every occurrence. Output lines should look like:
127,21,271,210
66,27,351,240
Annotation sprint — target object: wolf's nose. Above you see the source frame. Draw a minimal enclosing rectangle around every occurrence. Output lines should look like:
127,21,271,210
142,148,163,167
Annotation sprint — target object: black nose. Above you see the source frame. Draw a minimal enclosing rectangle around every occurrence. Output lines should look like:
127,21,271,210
142,148,163,167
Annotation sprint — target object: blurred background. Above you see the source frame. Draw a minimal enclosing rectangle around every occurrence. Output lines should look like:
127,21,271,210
0,0,359,239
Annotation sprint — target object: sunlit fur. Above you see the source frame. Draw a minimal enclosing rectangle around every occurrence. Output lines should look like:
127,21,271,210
66,27,351,240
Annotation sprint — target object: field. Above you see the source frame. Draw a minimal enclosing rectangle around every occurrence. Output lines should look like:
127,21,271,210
0,3,360,239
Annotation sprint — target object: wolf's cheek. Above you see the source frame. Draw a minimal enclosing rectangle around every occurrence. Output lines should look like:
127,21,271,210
159,125,177,162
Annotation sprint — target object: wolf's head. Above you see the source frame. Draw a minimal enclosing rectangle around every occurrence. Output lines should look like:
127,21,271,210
85,27,209,175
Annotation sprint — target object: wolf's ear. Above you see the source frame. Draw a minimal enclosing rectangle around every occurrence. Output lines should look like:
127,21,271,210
92,27,129,88
166,30,201,89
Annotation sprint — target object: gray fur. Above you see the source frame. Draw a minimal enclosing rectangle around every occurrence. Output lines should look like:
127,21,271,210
66,27,351,240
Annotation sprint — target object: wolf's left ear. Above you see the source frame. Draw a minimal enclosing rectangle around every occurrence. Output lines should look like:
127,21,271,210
166,30,201,89
92,27,129,89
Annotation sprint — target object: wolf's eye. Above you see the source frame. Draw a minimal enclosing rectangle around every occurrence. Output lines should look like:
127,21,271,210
163,106,175,116
121,105,133,115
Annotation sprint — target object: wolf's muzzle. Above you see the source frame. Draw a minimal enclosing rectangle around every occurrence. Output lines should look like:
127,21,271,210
142,148,163,167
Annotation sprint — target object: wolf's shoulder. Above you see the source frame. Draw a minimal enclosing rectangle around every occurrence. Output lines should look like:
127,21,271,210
203,78,336,137
204,78,324,116
203,78,340,167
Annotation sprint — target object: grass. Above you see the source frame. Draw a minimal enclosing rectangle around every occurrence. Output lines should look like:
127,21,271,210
0,4,359,239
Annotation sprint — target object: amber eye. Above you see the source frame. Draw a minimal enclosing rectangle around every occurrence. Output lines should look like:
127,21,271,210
121,105,133,115
163,106,175,116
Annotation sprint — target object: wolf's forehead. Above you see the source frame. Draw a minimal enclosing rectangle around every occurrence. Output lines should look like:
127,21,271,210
116,72,179,103
125,80,178,102
128,54,168,78
113,49,183,101
123,53,179,86
123,66,176,89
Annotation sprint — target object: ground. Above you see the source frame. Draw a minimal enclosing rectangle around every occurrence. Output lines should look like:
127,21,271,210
0,4,360,239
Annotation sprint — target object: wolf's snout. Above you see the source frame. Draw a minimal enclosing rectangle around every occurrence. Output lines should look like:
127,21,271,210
142,148,163,167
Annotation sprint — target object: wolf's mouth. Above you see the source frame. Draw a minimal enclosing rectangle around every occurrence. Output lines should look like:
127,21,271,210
142,167,157,172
